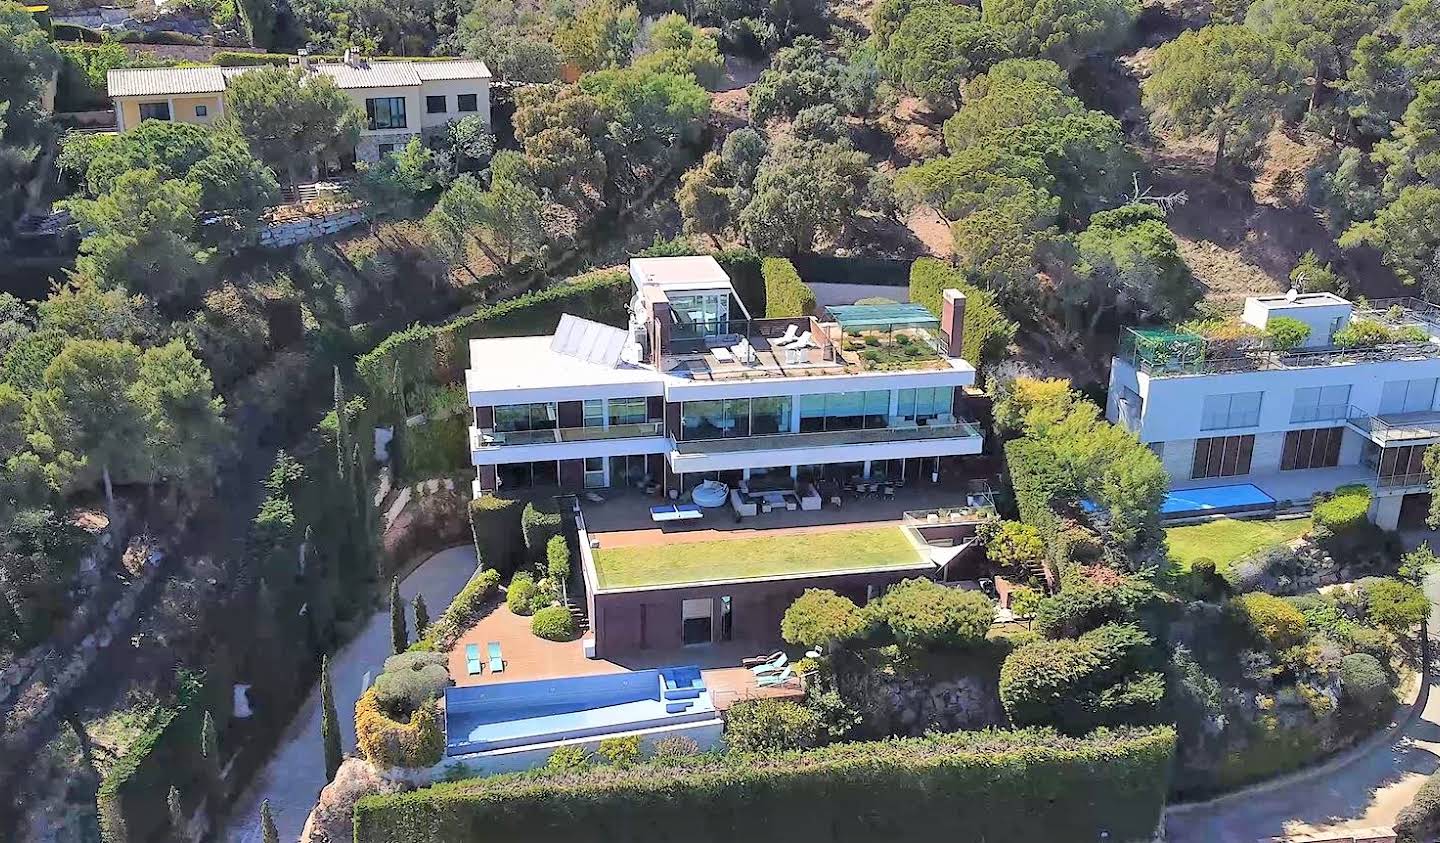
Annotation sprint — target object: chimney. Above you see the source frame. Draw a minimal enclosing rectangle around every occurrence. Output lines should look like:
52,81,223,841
343,47,352,65
650,300,671,373
297,47,310,71
941,289,966,359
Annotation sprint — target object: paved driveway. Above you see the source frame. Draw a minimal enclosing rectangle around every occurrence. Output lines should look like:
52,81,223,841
221,545,479,842
1166,559,1440,842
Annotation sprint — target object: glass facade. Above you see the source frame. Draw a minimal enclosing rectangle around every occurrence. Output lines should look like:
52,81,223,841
608,397,649,425
493,402,556,432
669,293,729,337
365,96,407,130
1200,392,1263,430
896,387,954,422
1291,385,1350,423
798,391,889,432
681,397,794,439
1380,378,1437,414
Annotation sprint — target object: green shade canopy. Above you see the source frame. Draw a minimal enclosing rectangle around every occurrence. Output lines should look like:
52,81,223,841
827,303,940,332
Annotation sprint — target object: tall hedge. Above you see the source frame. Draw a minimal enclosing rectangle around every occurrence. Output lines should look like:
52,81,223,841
357,270,630,417
762,257,817,318
521,500,564,564
1005,438,1074,535
354,727,1176,843
909,257,1015,369
469,495,527,576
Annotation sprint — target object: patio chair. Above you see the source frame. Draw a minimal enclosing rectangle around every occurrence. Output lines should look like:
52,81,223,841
742,650,783,667
465,643,482,676
788,331,814,350
757,665,794,687
771,324,801,347
487,641,504,673
750,652,788,675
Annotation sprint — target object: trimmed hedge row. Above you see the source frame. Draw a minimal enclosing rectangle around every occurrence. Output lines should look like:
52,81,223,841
469,495,528,577
909,257,1015,370
410,567,502,652
356,270,630,416
1314,484,1371,535
521,500,563,564
762,257,816,318
355,687,446,769
1005,437,1073,535
354,726,1176,842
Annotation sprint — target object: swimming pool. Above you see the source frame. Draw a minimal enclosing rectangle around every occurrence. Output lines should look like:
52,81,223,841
1160,483,1276,517
444,666,717,756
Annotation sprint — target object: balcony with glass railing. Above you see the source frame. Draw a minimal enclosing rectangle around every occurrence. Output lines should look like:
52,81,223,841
471,421,665,449
671,419,982,455
1345,405,1440,446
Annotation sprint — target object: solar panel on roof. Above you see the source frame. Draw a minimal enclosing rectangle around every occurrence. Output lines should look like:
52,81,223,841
826,303,940,331
550,314,627,368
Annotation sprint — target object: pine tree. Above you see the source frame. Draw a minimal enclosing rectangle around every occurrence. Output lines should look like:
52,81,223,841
260,799,279,843
167,786,185,841
413,593,430,637
390,577,407,654
320,654,342,781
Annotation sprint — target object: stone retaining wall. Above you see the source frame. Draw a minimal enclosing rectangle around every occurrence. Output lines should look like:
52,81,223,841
259,208,368,248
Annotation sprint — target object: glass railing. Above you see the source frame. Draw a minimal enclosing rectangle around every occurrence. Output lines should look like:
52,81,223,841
472,421,664,447
1377,472,1430,489
672,419,982,453
1290,403,1351,424
1346,405,1440,443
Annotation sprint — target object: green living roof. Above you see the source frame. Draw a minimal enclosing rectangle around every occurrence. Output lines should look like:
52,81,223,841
591,525,926,589
827,303,939,331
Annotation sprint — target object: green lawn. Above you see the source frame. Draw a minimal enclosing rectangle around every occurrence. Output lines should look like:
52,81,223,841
1164,516,1312,573
593,526,924,588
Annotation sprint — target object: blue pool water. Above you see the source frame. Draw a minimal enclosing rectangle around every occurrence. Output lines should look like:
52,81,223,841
1160,483,1276,516
444,666,716,756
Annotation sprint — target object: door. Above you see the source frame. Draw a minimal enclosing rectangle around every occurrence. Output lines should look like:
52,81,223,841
1400,493,1432,529
682,598,713,646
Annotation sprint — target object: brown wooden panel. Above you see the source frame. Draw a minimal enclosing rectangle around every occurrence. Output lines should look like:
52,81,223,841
1281,430,1300,471
1236,435,1255,475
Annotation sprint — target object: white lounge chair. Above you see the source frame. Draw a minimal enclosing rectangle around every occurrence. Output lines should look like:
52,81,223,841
757,665,794,687
751,653,788,675
787,331,813,350
772,324,801,347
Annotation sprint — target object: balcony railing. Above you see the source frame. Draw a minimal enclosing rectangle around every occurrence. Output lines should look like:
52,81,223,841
472,421,665,448
1377,472,1430,489
1345,405,1440,444
672,419,982,454
1290,403,1351,424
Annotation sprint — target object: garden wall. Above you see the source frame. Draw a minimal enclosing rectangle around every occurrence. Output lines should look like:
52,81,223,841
354,726,1176,843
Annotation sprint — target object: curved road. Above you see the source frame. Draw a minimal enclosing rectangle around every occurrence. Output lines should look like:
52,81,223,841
1166,567,1440,842
222,545,479,842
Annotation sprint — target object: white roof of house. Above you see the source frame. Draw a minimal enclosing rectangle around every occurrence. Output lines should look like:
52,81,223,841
466,335,664,400
630,256,732,290
108,58,490,99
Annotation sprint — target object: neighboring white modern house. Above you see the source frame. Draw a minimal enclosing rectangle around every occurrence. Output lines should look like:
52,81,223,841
1107,291,1440,530
107,51,491,162
465,256,986,499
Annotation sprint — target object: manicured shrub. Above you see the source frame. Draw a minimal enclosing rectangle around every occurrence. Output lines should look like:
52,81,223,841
1033,581,1131,639
1339,652,1393,716
1232,592,1308,651
1004,437,1073,536
878,578,994,650
909,256,1015,368
999,623,1163,735
1396,770,1440,843
372,664,449,716
725,699,823,753
545,745,591,772
354,688,445,770
1264,316,1310,349
469,495,526,576
780,589,871,648
546,534,571,582
979,520,1046,573
1312,484,1371,536
1008,586,1042,619
354,727,1178,843
383,651,449,673
507,572,539,616
531,605,577,641
521,500,564,564
761,257,816,318
1363,577,1429,635
410,568,501,652
597,735,643,766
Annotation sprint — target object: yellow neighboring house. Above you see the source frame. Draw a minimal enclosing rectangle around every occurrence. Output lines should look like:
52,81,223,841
106,53,491,162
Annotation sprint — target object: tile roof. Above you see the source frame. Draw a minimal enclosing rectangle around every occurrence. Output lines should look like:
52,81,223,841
106,58,489,98
107,66,226,97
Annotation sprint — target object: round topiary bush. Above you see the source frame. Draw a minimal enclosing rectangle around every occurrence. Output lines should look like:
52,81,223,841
1312,484,1371,536
507,572,538,616
531,605,577,641
1339,652,1392,715
780,589,870,648
355,688,445,769
879,578,993,650
1232,592,1308,650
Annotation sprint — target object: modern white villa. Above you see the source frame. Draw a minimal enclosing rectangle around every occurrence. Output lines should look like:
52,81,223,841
465,256,986,502
1107,291,1440,529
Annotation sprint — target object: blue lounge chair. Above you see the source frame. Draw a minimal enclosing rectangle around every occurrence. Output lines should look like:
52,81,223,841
488,641,504,673
756,665,793,688
750,653,787,675
465,643,482,676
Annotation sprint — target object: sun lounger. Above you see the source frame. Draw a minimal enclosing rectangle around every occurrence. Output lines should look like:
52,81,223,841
742,650,783,667
650,503,704,522
757,665,793,687
751,653,788,675
487,641,504,673
771,324,801,347
465,643,482,676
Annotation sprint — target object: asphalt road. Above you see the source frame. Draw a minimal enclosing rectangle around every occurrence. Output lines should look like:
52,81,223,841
220,545,479,842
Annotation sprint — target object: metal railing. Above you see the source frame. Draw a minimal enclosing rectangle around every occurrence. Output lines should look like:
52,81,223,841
672,419,982,454
472,421,664,448
1377,472,1430,489
1345,405,1440,444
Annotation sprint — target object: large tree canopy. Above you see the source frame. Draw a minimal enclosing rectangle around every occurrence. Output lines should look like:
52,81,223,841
877,0,1011,112
0,1,60,227
220,66,364,183
981,0,1139,70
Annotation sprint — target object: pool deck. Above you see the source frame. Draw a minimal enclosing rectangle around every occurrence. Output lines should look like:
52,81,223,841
448,604,803,711
1170,465,1375,506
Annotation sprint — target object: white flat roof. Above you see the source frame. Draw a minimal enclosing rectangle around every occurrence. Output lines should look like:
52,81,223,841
466,336,664,403
630,256,731,290
1247,292,1351,309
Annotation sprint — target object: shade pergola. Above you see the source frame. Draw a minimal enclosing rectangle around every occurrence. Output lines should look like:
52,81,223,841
826,303,940,333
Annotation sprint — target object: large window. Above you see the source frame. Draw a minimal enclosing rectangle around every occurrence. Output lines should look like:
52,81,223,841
680,397,791,439
797,391,890,433
897,387,954,423
365,96,407,130
458,93,478,112
669,293,729,338
583,456,606,488
1201,392,1263,430
139,102,171,121
497,460,558,490
1380,377,1438,414
750,396,793,435
608,397,648,426
1291,384,1351,423
493,402,556,432
425,94,446,113
1281,427,1344,470
583,399,605,427
1192,435,1254,479
1366,442,1428,485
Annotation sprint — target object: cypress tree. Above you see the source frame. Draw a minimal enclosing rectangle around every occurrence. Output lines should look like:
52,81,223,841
413,593,430,637
199,711,221,802
333,366,351,486
320,654,342,781
260,799,279,843
390,576,407,654
167,786,185,841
